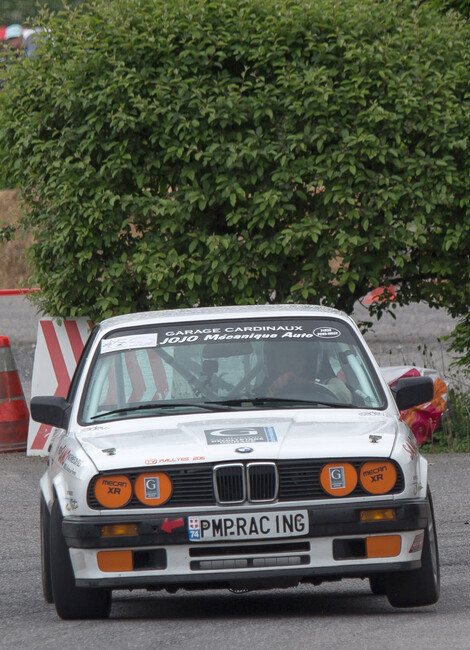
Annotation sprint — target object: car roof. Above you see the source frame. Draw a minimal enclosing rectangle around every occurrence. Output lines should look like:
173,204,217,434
97,304,352,335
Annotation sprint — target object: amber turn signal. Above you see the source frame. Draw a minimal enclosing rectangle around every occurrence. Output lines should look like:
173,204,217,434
360,508,397,522
101,523,139,537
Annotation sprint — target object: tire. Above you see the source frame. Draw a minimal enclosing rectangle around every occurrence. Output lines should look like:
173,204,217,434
386,489,440,608
369,574,387,596
40,494,54,604
50,499,112,619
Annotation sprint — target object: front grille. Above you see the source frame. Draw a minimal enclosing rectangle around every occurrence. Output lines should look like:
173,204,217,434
214,464,245,504
211,463,279,504
278,460,324,500
247,463,278,502
87,458,405,509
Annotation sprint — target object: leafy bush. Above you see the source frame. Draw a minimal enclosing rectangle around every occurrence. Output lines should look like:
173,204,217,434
425,0,470,19
1,0,470,339
0,173,13,192
1,0,84,24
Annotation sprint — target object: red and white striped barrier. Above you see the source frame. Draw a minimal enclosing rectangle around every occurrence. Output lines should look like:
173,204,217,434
0,288,41,296
27,317,92,456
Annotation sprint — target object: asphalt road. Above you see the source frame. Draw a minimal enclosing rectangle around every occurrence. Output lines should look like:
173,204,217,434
1,452,469,649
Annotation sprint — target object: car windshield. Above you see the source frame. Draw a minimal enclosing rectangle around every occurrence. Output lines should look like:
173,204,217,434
79,317,386,423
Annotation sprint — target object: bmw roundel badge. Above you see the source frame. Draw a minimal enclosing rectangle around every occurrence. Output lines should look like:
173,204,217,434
235,447,253,454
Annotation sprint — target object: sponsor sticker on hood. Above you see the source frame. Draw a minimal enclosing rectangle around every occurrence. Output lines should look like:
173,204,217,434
204,426,277,445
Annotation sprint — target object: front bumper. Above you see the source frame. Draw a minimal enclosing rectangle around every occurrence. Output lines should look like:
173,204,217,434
63,498,431,589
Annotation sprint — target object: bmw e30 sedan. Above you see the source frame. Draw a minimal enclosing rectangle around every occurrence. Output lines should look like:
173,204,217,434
31,305,439,619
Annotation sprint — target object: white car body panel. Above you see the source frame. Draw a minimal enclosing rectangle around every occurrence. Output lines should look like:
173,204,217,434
78,411,399,471
47,409,424,517
69,529,424,581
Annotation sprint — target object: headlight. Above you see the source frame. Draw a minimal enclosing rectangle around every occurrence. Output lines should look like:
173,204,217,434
90,472,173,508
94,474,132,508
134,472,173,506
320,462,358,496
359,461,397,494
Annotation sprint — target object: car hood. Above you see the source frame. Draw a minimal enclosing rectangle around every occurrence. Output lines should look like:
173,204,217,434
76,410,398,472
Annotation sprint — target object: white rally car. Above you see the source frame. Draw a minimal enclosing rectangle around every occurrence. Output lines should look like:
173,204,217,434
32,305,439,619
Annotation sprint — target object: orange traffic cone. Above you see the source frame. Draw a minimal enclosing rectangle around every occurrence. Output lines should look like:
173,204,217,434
0,336,29,452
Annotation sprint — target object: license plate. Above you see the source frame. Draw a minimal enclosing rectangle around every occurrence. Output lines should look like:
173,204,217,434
187,510,309,542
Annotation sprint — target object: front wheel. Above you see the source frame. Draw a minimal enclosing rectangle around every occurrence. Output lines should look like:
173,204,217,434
386,489,440,608
369,574,387,596
50,499,112,619
40,494,53,604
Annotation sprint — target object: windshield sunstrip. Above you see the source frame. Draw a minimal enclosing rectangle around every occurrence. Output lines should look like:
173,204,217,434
79,317,386,423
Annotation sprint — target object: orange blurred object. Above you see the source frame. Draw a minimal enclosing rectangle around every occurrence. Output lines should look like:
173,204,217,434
0,336,29,452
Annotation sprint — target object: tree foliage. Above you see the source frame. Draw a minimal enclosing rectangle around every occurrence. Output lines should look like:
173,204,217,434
1,1,84,25
424,0,470,19
1,0,470,366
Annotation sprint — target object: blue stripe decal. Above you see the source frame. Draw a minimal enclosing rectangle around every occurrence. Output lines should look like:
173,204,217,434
265,426,277,442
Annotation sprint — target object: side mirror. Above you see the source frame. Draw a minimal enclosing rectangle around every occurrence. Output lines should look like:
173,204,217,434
390,376,434,411
30,395,70,429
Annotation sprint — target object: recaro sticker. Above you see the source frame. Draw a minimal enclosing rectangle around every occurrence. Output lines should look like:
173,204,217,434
313,327,341,339
204,426,277,445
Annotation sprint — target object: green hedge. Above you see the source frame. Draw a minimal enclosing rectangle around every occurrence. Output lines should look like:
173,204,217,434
1,1,84,24
1,0,470,371
426,0,470,18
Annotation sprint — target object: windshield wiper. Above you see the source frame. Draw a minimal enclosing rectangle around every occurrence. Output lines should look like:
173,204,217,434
90,396,359,420
255,397,358,408
90,401,238,420
208,397,358,409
